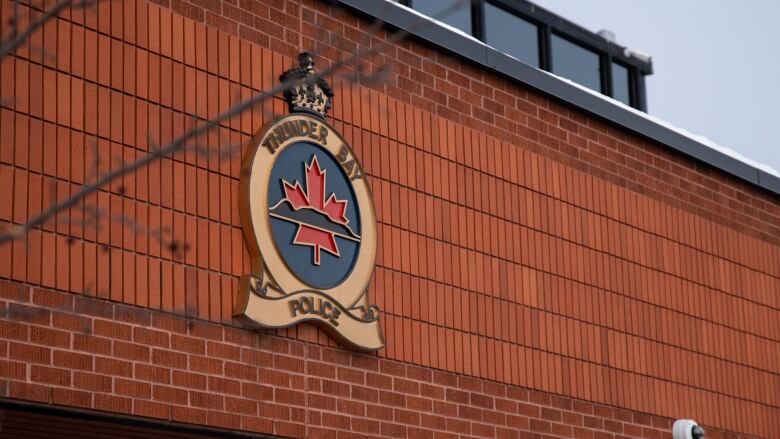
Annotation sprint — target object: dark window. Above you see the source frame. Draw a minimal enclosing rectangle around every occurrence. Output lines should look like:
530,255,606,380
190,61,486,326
483,2,539,67
551,34,601,92
411,0,472,35
611,62,631,106
404,0,650,111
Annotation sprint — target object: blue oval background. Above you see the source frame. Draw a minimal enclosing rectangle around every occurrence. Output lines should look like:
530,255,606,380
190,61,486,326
267,141,361,289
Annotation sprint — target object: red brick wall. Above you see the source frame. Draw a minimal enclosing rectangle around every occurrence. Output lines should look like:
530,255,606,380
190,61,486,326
0,0,778,438
0,280,767,438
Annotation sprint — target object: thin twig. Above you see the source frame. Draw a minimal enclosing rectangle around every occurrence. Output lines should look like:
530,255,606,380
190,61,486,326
0,0,94,60
0,0,470,246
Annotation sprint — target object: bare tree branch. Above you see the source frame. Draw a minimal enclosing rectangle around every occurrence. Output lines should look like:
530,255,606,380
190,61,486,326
0,0,470,246
0,0,95,60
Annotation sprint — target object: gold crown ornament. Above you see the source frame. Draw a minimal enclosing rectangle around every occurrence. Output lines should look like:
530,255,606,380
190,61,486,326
279,52,335,119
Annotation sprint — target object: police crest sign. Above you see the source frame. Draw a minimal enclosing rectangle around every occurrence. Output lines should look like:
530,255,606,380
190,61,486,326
234,53,384,351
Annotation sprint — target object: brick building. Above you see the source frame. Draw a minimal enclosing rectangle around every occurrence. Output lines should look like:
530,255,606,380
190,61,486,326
0,0,778,438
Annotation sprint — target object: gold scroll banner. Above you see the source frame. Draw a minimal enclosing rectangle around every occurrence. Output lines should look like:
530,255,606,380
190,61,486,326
239,281,384,351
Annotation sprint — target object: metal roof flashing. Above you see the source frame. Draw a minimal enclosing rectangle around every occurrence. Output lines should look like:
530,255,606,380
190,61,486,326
336,0,780,198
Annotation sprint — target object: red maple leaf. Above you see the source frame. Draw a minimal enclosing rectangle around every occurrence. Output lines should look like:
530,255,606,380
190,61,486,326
281,156,351,265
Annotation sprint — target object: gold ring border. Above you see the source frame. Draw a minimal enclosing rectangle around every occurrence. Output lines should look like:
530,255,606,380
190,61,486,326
238,113,377,308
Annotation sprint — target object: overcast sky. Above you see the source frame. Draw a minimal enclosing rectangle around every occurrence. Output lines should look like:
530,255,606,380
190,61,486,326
530,0,780,174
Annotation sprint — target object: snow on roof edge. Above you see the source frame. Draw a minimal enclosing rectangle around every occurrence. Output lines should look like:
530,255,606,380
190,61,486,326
539,70,780,179
390,0,780,180
394,1,485,44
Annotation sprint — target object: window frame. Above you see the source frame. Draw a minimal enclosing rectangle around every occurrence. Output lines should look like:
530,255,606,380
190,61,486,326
479,0,544,68
609,59,636,108
404,0,650,111
549,30,605,94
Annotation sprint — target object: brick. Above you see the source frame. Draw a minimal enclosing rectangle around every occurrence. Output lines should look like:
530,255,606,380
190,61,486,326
432,371,458,387
9,381,50,403
321,379,350,398
446,418,470,435
133,327,169,348
29,326,70,348
30,365,70,386
153,384,188,404
256,336,288,354
207,410,241,430
337,366,364,384
540,407,562,422
307,361,336,379
73,334,112,355
274,355,305,374
170,334,205,354
379,390,406,408
114,304,151,325
338,399,365,416
583,415,603,429
445,388,468,404
95,357,133,377
151,313,189,334
114,340,151,362
225,361,257,381
604,419,623,433
188,320,222,340
351,354,379,371
9,342,50,364
517,402,540,418
172,370,207,390
470,392,494,409
208,376,241,394
115,378,151,398
135,363,170,384
366,372,392,390
151,348,186,368
74,296,113,318
241,416,274,435
32,288,73,310
74,371,112,392
190,355,223,374
206,340,240,360
223,326,257,347
309,393,336,411
353,418,380,435
134,399,170,420
406,365,431,382
257,368,292,387
380,360,405,377
483,381,506,398
0,320,28,341
6,303,49,324
420,383,444,400
94,394,132,414
225,396,258,416
275,388,305,406
274,421,305,438
258,401,291,420
528,390,550,406
52,388,92,408
241,347,273,366
393,377,420,395
458,376,481,392
529,419,551,433
0,281,29,302
190,389,224,409
51,311,92,333
94,319,132,340
507,414,530,430
458,404,482,421
0,359,26,380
